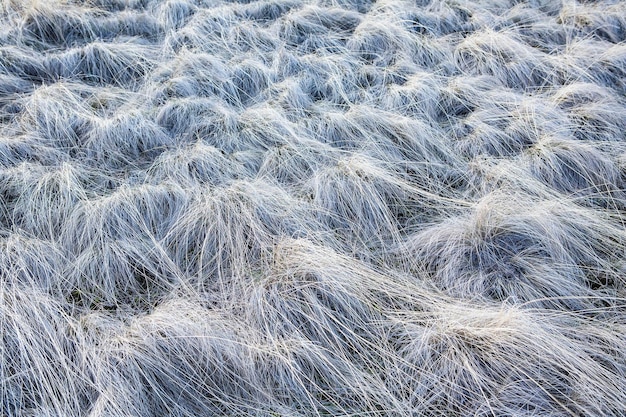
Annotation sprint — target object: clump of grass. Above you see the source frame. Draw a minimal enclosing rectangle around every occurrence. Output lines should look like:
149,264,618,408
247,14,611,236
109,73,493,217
557,87,626,142
379,69,442,119
437,74,499,130
156,0,197,30
388,302,626,416
63,182,188,246
233,105,301,153
66,235,181,310
451,92,570,158
262,78,315,119
95,10,163,41
401,0,475,37
60,183,188,307
13,162,87,241
164,180,317,293
152,49,235,101
258,139,335,186
147,141,243,186
0,45,48,82
305,154,423,254
226,20,281,55
164,5,238,53
513,16,569,54
45,40,156,87
80,298,265,416
76,0,143,12
293,51,362,104
1,287,89,417
18,82,92,150
279,5,362,49
236,0,298,23
0,73,34,100
348,14,448,68
17,2,99,48
523,136,625,205
455,28,556,90
598,43,626,93
558,40,626,95
231,58,270,105
557,1,626,44
399,190,625,309
84,110,173,170
0,132,61,167
243,238,413,414
155,97,238,140
0,232,66,292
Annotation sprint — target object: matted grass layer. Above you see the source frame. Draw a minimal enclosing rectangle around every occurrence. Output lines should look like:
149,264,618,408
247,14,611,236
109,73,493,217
1,0,625,416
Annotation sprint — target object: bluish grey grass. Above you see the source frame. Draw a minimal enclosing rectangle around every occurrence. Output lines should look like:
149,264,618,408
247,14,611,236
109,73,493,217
2,0,626,416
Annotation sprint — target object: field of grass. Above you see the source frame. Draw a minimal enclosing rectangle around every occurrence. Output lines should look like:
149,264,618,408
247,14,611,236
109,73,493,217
1,0,626,415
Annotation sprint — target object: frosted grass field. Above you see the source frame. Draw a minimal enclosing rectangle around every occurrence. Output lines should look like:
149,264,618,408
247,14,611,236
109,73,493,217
1,0,626,415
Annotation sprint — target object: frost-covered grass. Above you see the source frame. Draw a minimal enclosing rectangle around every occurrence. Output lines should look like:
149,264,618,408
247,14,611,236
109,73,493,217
1,0,626,415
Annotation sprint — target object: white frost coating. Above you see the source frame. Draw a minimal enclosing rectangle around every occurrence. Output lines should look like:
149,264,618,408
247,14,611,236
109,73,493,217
1,0,626,415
